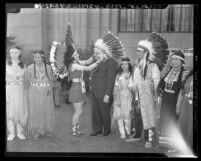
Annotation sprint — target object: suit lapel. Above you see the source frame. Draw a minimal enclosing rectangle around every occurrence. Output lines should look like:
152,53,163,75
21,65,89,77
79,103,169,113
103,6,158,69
91,61,105,76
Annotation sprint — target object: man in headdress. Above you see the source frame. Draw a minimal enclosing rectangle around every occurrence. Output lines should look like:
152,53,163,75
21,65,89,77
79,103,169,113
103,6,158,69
90,32,125,136
127,32,169,148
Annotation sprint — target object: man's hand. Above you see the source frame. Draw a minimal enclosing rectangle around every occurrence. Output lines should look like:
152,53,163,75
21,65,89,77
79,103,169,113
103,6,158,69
103,95,109,103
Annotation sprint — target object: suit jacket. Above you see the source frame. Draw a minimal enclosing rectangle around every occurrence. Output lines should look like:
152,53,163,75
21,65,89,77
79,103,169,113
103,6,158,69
91,58,118,98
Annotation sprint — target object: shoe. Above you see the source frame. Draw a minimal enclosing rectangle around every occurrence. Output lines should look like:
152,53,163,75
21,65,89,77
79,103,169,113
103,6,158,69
103,132,111,136
71,131,80,137
33,134,39,141
90,131,102,136
71,125,80,137
17,133,26,140
125,137,140,142
145,141,152,148
76,124,83,136
7,134,15,141
120,133,126,139
168,148,177,153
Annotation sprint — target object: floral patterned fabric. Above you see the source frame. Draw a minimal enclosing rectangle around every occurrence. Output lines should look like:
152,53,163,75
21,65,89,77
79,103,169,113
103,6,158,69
6,63,28,127
131,63,160,129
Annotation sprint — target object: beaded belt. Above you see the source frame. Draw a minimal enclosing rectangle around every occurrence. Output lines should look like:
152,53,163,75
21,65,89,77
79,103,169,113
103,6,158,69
72,78,82,83
31,82,50,87
164,88,175,94
6,81,23,85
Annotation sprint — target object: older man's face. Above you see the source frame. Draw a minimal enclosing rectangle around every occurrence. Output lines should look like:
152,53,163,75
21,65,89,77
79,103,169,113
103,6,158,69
94,47,106,61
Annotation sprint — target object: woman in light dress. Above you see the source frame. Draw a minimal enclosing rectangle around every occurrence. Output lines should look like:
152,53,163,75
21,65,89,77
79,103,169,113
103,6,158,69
6,46,27,141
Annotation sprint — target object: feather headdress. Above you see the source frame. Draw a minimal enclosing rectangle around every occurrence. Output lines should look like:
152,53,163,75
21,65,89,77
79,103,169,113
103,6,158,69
49,23,75,78
137,32,170,71
95,31,125,64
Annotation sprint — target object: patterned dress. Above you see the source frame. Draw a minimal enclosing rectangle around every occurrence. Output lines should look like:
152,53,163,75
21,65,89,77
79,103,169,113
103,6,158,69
6,63,28,128
132,63,160,130
113,73,132,120
158,66,188,135
24,64,54,136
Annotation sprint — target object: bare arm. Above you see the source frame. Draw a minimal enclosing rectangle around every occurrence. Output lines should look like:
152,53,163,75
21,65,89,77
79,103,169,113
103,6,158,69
72,60,100,72
78,57,94,65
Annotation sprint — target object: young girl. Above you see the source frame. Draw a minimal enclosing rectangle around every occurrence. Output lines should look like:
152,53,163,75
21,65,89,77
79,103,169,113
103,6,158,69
6,46,27,141
24,50,54,141
112,57,133,139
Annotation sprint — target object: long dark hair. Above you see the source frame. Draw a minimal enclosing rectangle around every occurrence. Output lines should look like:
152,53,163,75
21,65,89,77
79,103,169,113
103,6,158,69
33,50,50,81
116,57,132,77
142,52,150,80
63,44,75,89
7,46,25,69
64,44,75,71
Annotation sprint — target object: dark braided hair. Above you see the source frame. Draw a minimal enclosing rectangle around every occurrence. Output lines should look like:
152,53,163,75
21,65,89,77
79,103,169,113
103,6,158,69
142,52,150,80
63,43,75,71
147,32,169,71
7,46,25,69
33,50,50,81
116,57,132,76
181,69,193,89
177,66,185,90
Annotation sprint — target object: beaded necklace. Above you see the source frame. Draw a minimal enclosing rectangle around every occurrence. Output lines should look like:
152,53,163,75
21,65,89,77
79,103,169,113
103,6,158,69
164,67,181,92
12,61,21,80
35,64,45,80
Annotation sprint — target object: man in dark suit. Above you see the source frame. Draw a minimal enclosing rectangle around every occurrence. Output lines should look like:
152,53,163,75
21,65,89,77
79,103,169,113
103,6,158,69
90,57,118,136
89,32,125,136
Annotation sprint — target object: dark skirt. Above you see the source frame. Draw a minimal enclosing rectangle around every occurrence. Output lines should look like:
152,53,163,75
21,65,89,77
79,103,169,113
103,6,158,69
178,97,193,149
69,82,85,103
159,91,178,134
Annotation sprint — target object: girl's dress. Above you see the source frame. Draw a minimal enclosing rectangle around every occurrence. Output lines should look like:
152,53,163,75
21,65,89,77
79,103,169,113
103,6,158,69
113,73,132,120
113,73,132,137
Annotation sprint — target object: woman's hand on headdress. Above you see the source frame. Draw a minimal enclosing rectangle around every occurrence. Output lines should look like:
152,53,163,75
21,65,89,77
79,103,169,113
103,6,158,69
96,59,102,64
53,41,61,46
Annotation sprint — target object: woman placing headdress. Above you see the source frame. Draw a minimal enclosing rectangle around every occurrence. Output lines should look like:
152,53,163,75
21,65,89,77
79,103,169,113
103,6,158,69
50,23,103,137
